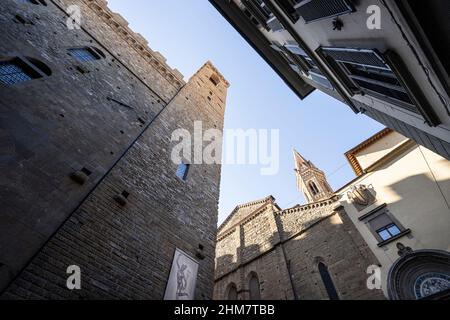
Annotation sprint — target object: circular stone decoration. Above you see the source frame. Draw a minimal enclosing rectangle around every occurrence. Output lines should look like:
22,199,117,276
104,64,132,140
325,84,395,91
414,272,450,299
387,250,450,300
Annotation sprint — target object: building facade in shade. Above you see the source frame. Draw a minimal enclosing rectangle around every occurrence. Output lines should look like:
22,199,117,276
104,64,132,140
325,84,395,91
337,128,450,300
214,152,385,300
209,0,450,161
0,0,229,299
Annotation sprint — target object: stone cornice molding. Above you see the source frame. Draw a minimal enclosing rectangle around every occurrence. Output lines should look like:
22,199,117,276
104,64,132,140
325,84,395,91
275,196,338,216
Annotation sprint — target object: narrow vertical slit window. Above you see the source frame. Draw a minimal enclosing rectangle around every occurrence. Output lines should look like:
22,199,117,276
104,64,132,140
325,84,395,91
176,163,190,181
318,262,340,300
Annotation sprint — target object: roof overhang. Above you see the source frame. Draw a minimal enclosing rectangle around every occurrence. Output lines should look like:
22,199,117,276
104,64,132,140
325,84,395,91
208,0,315,100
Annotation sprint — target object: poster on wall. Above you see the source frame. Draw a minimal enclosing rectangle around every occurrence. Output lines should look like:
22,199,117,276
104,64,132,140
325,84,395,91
163,248,199,300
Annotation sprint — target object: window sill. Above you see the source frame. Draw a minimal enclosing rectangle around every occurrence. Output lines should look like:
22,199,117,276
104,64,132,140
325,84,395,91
377,229,411,247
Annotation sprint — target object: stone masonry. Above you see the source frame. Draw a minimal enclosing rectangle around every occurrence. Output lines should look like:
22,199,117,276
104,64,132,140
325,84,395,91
214,196,386,300
0,0,229,299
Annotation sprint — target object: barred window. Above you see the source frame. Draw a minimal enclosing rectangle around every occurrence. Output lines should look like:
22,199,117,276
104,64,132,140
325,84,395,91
0,61,32,86
68,47,104,63
0,57,50,86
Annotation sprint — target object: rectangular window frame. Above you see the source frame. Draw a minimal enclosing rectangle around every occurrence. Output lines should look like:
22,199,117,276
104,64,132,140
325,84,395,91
359,204,411,247
68,47,102,63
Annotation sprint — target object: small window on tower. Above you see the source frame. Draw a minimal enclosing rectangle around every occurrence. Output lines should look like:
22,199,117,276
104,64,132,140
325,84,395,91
309,181,320,195
0,57,50,86
68,47,105,63
176,163,190,181
209,74,220,86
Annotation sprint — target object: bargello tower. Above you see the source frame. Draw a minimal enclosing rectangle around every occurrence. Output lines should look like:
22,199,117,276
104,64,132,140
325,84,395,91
0,0,228,299
294,149,334,203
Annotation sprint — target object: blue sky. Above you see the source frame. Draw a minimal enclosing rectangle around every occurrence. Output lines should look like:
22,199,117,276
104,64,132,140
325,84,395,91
108,0,384,224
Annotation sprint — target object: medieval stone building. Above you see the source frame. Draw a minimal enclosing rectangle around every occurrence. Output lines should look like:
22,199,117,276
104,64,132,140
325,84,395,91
0,0,228,299
214,150,385,300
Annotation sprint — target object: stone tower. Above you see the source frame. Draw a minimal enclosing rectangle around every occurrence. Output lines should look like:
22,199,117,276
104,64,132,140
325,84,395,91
293,149,333,203
0,0,228,299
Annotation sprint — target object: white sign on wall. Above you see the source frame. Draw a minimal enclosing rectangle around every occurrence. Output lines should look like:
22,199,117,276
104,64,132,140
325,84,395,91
163,248,199,300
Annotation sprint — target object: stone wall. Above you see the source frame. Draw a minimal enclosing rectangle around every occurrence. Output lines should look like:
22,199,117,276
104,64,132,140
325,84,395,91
0,0,229,299
214,198,385,300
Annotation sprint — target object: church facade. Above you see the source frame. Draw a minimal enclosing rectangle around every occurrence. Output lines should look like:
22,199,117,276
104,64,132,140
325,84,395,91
214,151,385,300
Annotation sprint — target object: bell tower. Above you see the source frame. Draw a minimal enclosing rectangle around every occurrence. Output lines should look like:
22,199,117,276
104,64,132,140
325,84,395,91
293,149,334,203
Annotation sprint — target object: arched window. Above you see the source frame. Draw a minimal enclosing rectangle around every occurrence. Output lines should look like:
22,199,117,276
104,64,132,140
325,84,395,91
309,181,319,195
249,273,261,300
226,283,238,300
318,262,339,300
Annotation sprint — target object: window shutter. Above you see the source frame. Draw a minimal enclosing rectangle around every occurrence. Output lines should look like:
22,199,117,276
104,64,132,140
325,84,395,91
369,213,393,231
242,0,270,28
267,15,284,32
294,0,355,23
321,48,389,69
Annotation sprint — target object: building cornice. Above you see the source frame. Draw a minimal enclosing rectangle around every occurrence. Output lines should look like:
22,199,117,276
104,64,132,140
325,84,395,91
345,128,394,176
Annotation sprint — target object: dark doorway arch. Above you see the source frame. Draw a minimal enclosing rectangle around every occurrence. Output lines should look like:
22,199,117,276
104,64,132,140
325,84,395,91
225,282,238,300
248,272,261,300
318,262,340,300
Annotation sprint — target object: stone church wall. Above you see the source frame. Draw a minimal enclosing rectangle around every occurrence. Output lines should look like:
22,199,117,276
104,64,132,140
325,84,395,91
283,211,383,300
214,201,386,300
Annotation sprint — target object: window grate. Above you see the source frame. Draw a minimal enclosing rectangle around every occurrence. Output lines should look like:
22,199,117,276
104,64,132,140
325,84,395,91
68,48,100,63
295,0,354,23
0,61,33,86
